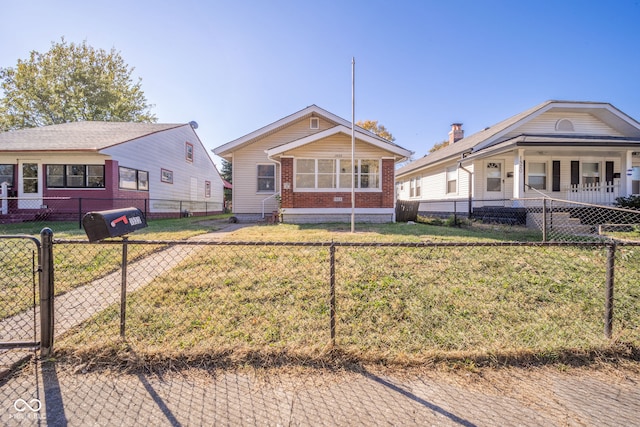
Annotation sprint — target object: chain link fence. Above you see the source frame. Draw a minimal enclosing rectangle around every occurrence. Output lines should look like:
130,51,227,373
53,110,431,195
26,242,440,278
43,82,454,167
44,238,640,366
402,197,640,242
0,196,225,232
0,236,40,349
1,229,639,425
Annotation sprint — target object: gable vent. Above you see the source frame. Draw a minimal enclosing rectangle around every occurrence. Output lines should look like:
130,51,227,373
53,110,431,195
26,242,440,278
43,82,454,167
310,117,320,129
556,119,575,132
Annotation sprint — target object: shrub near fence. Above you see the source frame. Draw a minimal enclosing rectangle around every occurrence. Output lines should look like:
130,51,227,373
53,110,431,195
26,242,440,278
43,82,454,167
49,238,640,366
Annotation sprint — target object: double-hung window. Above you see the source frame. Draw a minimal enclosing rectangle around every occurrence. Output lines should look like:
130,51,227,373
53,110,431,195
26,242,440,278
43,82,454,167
257,164,275,192
528,162,547,190
582,162,600,186
358,160,379,189
446,167,457,194
410,176,421,197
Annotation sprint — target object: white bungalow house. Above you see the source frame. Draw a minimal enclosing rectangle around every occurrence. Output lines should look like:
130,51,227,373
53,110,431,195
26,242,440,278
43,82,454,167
396,101,640,219
213,105,412,223
0,121,225,221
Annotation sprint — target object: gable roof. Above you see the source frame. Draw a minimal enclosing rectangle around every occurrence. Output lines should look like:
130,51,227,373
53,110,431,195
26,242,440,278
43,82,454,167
213,104,411,158
266,124,413,158
0,121,185,152
396,100,640,178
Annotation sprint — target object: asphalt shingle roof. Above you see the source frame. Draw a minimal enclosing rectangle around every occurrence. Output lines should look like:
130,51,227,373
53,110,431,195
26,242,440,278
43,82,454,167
0,121,184,151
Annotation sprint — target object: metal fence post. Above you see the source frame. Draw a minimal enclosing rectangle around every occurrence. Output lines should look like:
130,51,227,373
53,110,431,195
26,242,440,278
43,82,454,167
605,243,616,339
330,242,336,348
40,227,55,356
453,200,458,226
120,237,129,338
542,198,548,242
78,198,83,229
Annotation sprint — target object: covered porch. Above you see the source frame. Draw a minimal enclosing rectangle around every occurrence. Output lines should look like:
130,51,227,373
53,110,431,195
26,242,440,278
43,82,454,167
505,147,639,206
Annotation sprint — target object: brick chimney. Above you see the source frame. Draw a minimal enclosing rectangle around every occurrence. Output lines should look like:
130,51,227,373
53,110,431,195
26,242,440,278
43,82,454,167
449,123,464,144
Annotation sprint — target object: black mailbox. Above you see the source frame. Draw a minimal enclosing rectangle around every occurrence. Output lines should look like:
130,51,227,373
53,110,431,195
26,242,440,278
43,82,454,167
82,207,147,242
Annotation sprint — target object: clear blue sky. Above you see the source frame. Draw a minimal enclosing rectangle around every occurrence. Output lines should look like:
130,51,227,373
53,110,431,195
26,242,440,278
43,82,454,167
2,0,640,168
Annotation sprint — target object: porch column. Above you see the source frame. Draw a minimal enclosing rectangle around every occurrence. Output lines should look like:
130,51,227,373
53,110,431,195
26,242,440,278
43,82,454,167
512,149,524,206
622,150,633,196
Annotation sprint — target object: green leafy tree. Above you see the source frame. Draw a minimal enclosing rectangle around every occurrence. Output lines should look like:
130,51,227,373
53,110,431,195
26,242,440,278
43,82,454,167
221,159,232,183
220,159,233,209
0,38,156,131
356,120,395,142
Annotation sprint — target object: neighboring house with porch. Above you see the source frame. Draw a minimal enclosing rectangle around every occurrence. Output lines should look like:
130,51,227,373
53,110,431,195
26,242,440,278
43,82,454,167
0,121,225,222
213,105,412,223
396,100,640,219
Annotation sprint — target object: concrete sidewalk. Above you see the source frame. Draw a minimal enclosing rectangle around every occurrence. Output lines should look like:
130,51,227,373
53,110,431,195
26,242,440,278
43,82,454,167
1,358,639,426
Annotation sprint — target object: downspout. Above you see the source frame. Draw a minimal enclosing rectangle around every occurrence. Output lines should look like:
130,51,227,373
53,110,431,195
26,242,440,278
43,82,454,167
458,157,473,218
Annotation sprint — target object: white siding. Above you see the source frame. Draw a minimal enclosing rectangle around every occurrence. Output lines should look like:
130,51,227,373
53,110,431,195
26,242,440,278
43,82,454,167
503,111,625,139
102,125,224,210
232,118,335,214
285,134,397,158
398,160,474,202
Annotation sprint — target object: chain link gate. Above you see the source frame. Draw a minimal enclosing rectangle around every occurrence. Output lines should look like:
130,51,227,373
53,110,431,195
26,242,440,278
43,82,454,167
0,235,41,350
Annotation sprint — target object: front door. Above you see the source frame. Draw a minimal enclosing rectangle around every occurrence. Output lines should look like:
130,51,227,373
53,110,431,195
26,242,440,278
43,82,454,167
18,160,42,209
485,160,504,200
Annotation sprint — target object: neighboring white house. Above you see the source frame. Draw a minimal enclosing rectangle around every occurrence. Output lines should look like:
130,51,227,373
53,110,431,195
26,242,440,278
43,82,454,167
0,121,225,220
396,101,640,215
213,105,412,223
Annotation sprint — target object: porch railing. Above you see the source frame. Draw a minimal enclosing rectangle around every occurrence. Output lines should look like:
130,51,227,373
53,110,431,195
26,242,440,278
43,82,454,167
565,182,620,205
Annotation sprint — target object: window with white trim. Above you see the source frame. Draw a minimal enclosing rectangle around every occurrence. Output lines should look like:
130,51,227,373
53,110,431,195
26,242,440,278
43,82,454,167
338,159,353,189
257,164,275,192
582,162,600,186
318,159,337,188
446,166,457,194
486,162,502,192
297,158,379,190
359,160,379,189
527,162,547,190
296,159,317,188
410,176,421,197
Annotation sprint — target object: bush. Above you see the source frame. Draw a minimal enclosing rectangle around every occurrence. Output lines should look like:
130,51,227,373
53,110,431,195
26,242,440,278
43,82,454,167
614,195,640,209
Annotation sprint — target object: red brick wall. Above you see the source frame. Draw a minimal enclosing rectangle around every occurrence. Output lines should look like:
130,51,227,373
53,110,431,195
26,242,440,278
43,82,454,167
281,158,294,208
281,157,395,209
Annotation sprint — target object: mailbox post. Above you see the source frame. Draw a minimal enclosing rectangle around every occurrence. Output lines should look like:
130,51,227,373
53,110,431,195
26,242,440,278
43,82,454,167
82,208,148,338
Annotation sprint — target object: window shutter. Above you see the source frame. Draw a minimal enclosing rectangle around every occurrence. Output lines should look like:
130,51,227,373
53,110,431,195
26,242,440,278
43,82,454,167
570,161,580,187
606,161,614,193
552,161,561,192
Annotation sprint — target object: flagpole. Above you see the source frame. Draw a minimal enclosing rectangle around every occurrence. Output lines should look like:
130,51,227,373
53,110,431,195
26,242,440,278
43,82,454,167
351,57,355,233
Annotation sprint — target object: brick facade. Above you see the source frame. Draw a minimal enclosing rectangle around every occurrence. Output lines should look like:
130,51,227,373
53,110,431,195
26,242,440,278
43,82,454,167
280,157,395,209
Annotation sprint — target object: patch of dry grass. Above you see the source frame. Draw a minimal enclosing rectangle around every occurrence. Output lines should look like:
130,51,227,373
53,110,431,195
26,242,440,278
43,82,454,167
54,236,640,369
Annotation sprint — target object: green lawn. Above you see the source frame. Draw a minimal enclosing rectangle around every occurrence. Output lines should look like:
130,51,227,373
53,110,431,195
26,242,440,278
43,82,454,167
50,220,640,368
